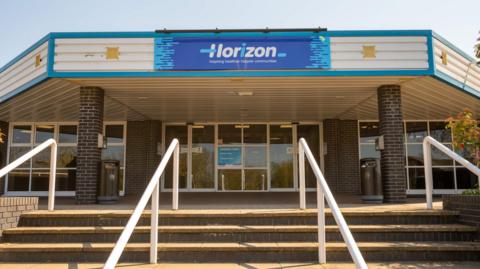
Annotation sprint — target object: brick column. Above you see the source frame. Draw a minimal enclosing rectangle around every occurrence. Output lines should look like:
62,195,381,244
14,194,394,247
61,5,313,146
76,87,104,203
0,121,8,195
377,85,407,203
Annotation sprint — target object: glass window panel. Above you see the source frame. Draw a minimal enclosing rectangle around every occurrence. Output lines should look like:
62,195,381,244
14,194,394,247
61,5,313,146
432,167,454,189
59,125,77,144
218,124,241,145
10,147,32,168
298,125,319,188
406,122,427,143
244,145,267,167
429,122,452,143
31,169,49,191
456,168,478,189
164,125,188,189
431,144,454,166
243,124,266,144
360,144,380,159
270,125,293,189
102,146,124,167
32,149,50,168
7,170,30,191
218,169,242,190
192,126,215,189
408,168,425,189
12,125,32,144
55,169,76,191
105,125,124,144
359,122,380,144
244,169,267,190
407,144,424,166
454,148,476,164
58,146,77,168
35,125,54,144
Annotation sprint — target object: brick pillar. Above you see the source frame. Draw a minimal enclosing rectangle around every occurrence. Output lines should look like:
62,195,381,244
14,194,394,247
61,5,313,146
0,121,8,195
76,87,104,203
377,85,407,203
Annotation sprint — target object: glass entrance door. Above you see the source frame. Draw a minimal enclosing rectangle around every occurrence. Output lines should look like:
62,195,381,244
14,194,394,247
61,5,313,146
217,124,242,190
191,125,215,189
164,125,188,189
217,124,268,191
298,124,320,188
163,122,322,192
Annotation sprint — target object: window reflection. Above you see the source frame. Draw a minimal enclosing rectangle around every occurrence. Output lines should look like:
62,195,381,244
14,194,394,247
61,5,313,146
270,125,293,188
406,122,427,143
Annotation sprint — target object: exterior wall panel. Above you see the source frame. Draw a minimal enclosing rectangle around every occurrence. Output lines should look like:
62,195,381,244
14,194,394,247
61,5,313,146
0,42,48,97
54,38,154,72
434,39,480,94
331,36,429,70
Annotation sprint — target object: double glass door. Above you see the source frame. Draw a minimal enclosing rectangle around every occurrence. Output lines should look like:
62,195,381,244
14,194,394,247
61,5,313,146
164,124,215,190
163,123,321,192
217,124,268,191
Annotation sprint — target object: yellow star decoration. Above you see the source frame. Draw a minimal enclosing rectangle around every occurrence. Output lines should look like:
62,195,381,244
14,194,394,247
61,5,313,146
362,45,376,59
106,47,120,60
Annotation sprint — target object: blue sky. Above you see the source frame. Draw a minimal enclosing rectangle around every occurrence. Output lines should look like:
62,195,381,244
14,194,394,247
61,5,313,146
0,0,478,66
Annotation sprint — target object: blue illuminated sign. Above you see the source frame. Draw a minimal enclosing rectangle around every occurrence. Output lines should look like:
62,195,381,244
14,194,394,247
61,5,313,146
154,35,330,70
218,147,242,166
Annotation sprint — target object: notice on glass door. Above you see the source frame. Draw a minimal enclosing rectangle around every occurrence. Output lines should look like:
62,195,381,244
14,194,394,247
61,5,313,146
218,147,242,166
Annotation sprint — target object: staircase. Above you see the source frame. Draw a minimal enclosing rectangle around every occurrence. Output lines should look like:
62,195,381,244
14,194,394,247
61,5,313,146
1,208,479,263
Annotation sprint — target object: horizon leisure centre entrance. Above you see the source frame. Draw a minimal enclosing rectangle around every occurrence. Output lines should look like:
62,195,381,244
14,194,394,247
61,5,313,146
163,123,322,192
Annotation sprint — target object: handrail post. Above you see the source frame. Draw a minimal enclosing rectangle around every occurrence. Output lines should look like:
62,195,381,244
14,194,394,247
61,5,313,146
299,138,367,269
299,142,306,210
48,140,57,211
317,181,326,264
172,143,179,210
150,180,159,263
423,139,433,210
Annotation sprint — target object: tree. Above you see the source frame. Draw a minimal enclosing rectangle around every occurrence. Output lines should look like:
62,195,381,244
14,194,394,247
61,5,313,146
476,30,480,64
446,109,480,168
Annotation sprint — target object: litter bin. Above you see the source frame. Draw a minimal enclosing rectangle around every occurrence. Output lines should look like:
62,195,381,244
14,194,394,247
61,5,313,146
360,158,383,203
97,160,120,204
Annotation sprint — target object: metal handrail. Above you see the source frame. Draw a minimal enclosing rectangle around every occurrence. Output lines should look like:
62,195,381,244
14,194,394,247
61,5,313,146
423,136,480,210
0,138,57,211
103,139,179,269
298,138,367,269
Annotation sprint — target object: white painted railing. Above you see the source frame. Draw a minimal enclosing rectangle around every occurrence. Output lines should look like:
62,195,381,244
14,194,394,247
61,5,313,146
298,138,367,269
0,138,57,211
423,136,480,210
103,139,179,269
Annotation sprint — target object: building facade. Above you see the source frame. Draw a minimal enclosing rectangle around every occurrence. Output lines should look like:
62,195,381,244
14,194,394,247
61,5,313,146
0,29,479,203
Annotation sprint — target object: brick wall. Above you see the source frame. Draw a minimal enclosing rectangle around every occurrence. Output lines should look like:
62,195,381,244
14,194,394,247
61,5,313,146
338,120,360,194
323,119,360,194
324,120,339,192
125,120,161,195
76,87,104,203
443,195,480,238
0,121,8,195
0,197,38,236
377,85,407,203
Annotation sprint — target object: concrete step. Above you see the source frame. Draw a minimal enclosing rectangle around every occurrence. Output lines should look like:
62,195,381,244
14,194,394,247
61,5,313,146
1,241,480,262
18,209,460,226
3,224,477,243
